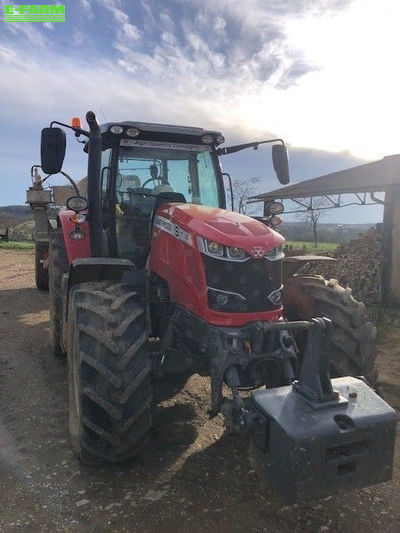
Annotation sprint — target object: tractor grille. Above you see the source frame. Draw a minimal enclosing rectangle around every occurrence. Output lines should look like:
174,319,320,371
202,255,282,313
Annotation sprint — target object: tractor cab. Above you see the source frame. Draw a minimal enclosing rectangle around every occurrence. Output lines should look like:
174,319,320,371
98,121,225,266
37,112,290,263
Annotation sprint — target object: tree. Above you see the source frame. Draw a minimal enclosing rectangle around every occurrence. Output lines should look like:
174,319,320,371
296,197,331,247
230,177,261,215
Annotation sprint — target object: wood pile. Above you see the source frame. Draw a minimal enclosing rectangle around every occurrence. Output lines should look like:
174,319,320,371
299,224,383,304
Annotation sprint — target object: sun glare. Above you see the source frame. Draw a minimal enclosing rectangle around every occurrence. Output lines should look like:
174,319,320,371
241,0,400,159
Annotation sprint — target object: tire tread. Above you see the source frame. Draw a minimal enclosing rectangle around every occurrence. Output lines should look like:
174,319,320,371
283,275,378,384
67,280,152,464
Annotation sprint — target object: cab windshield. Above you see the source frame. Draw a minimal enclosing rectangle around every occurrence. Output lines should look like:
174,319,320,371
117,140,221,207
112,140,221,263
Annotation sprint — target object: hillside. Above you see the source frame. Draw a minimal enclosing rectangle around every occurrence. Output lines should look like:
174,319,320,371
0,205,31,228
0,204,375,245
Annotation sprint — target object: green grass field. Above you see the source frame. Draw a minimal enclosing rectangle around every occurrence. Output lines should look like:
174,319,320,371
0,241,35,250
284,240,339,252
0,240,338,252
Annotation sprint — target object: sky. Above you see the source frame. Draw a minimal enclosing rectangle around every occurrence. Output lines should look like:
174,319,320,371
1,0,399,222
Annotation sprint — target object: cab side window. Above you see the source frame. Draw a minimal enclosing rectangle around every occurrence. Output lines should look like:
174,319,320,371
197,152,219,207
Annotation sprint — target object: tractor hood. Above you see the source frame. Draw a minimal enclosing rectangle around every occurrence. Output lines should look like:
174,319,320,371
155,203,284,258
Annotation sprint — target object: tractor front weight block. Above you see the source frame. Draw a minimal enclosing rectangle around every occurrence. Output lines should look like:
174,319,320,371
250,318,397,502
249,318,397,501
251,376,396,501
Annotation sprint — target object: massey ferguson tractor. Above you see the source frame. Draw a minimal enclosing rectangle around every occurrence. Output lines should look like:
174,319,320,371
27,111,396,502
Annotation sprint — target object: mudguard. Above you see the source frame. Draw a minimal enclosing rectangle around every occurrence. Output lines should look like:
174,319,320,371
64,258,147,323
58,210,91,263
283,255,336,280
68,257,145,290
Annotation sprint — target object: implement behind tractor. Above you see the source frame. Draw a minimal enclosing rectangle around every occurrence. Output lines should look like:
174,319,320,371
27,111,396,501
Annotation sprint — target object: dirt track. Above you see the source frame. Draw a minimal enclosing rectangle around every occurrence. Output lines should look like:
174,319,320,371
0,249,399,532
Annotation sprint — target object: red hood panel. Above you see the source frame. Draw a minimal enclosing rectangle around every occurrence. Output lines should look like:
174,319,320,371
155,203,284,256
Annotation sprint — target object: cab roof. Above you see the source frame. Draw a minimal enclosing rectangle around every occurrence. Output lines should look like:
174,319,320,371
100,121,221,137
81,121,224,152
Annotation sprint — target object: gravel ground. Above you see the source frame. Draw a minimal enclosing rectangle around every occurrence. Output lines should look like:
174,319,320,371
0,249,399,532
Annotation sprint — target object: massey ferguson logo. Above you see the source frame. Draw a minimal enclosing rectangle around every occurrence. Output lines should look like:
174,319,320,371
250,246,265,258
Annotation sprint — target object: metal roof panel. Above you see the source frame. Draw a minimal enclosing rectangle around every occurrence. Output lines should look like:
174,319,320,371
251,154,400,202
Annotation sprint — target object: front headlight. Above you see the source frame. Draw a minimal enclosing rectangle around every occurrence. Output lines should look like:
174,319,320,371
109,125,124,134
66,196,88,212
265,201,284,215
205,240,224,257
265,244,284,261
126,127,140,137
201,134,214,144
197,237,249,262
227,246,246,260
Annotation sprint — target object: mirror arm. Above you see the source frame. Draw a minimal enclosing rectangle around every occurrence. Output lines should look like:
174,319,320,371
59,171,80,196
216,138,284,156
50,120,90,138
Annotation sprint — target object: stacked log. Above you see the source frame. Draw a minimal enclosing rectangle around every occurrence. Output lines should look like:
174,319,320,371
299,224,383,304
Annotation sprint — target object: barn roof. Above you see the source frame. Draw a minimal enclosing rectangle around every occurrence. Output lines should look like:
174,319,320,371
251,154,400,203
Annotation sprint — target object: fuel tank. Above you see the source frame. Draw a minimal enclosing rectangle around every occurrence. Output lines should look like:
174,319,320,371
149,203,284,326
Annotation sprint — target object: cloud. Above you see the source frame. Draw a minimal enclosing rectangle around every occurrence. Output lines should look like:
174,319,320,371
85,0,321,89
160,9,176,34
0,0,390,224
79,0,94,19
3,20,48,47
99,0,141,44
139,0,158,31
1,0,399,168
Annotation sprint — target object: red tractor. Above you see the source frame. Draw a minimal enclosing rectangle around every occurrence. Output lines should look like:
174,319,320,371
27,111,396,501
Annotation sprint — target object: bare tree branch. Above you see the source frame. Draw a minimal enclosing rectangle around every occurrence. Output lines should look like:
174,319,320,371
231,177,261,215
296,197,331,247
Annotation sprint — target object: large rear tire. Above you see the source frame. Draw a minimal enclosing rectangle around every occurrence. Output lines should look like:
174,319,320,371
67,280,152,464
283,275,378,384
48,229,69,356
35,242,49,291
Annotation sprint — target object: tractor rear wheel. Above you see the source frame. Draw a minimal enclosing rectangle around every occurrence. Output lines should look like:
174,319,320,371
48,229,69,356
35,242,49,291
67,280,152,464
283,275,378,385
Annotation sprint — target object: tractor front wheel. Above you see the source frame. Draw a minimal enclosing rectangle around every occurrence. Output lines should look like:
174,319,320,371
67,280,152,464
283,275,378,385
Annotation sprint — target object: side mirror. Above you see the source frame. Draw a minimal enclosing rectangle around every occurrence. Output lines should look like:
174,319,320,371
40,127,66,174
272,144,290,185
